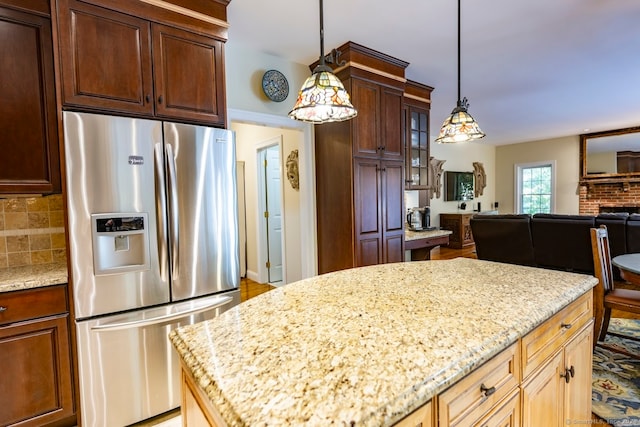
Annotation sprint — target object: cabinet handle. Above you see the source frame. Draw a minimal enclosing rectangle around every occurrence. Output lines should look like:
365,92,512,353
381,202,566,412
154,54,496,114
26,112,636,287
0,306,6,312
158,95,163,104
561,322,572,329
560,366,574,383
145,95,150,103
480,383,496,397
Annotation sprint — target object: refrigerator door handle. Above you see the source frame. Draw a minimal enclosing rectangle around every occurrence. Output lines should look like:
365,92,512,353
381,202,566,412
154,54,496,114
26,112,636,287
165,143,180,278
154,142,169,281
90,295,233,332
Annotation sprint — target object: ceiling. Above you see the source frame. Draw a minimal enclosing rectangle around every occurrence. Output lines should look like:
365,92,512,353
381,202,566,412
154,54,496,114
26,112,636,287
227,0,640,146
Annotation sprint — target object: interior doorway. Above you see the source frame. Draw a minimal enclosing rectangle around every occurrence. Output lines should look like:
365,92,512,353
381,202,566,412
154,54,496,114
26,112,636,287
257,138,284,285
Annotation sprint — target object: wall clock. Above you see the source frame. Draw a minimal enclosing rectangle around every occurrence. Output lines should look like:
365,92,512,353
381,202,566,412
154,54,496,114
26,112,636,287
261,69,289,102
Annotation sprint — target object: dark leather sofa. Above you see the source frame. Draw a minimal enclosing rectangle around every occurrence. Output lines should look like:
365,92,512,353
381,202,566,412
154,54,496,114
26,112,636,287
470,212,634,276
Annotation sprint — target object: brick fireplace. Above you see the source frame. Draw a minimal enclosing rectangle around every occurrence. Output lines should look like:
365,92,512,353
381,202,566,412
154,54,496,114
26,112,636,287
579,181,640,215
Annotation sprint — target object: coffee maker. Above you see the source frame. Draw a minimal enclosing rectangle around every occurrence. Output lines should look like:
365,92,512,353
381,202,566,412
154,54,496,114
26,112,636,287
406,206,432,231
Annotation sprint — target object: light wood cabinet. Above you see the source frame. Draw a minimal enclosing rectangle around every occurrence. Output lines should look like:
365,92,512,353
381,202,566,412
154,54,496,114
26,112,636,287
403,291,593,427
521,291,593,427
438,343,519,426
57,0,227,126
440,213,475,249
0,0,61,194
0,285,75,426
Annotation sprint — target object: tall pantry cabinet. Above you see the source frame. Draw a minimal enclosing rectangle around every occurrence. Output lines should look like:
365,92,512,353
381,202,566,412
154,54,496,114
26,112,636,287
314,42,409,274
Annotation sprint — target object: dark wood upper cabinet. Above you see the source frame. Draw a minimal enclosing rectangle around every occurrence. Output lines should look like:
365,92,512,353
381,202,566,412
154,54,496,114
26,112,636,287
152,23,225,123
0,2,61,194
57,0,154,115
403,80,433,190
57,0,227,126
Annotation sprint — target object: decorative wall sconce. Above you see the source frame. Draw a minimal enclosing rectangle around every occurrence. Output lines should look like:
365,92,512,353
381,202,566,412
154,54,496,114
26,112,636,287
286,150,299,190
473,161,486,197
428,157,446,199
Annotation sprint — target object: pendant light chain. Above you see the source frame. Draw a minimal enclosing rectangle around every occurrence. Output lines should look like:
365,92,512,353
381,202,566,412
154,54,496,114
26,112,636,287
457,0,461,104
434,0,486,143
288,0,357,123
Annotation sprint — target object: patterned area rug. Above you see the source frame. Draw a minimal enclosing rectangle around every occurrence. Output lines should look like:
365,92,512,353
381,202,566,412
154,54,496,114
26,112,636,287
593,318,640,426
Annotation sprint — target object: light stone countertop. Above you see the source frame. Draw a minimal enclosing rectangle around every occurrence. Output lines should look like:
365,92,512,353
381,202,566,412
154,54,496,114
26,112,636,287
0,263,68,293
404,228,452,241
169,258,597,426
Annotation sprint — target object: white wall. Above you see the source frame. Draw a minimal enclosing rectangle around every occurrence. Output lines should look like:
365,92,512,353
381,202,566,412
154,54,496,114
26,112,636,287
495,136,580,215
429,142,496,227
232,122,304,284
225,40,310,115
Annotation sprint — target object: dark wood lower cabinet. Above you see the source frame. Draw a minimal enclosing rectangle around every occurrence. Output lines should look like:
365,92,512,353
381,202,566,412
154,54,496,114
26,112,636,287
0,286,75,427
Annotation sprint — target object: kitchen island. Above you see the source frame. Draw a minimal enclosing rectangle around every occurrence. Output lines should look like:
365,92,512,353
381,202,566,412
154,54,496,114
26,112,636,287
169,258,597,426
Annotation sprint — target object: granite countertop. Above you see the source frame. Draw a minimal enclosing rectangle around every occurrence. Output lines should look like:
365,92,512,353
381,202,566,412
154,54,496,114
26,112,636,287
0,263,68,293
404,228,452,241
169,258,597,426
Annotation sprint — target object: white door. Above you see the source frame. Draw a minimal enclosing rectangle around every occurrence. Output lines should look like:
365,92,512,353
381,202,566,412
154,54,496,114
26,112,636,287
259,145,283,283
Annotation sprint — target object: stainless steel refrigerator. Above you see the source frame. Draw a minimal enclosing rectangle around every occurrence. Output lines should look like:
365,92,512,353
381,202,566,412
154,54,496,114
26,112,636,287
63,111,240,426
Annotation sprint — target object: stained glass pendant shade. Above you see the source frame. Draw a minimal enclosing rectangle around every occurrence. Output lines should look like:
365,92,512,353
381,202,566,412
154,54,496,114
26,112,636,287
436,97,485,143
288,0,357,123
435,0,485,143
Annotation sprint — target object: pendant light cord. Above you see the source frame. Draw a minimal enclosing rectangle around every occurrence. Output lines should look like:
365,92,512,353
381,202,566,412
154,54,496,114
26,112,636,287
319,0,325,66
457,0,461,104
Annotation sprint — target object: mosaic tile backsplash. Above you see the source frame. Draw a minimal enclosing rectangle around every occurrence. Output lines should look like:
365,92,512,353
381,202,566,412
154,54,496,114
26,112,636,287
0,194,66,268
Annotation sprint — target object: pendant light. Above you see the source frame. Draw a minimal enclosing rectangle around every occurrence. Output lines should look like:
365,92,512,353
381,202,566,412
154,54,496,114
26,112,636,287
288,0,357,123
435,0,485,143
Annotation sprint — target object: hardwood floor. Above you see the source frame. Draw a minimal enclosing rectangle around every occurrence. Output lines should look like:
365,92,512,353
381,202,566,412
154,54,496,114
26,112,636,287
240,277,274,302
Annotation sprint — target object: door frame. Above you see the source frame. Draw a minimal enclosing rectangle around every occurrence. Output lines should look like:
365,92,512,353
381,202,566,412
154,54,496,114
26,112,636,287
228,108,317,279
256,137,286,284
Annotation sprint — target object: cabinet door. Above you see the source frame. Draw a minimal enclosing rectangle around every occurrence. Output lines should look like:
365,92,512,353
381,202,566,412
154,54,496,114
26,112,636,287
354,158,382,266
563,323,593,425
152,23,225,125
380,88,403,160
351,79,380,158
381,160,404,263
0,314,74,426
405,106,430,189
58,0,154,115
0,5,60,193
521,351,564,427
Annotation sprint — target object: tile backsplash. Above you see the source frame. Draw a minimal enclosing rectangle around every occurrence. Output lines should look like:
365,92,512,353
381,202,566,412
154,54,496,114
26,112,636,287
0,194,66,268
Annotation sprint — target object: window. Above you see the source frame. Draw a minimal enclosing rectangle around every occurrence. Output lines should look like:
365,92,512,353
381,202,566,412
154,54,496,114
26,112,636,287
515,161,555,215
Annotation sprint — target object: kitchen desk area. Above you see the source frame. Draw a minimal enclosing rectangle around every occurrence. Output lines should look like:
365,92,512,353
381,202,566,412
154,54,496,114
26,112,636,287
404,228,452,260
170,258,597,426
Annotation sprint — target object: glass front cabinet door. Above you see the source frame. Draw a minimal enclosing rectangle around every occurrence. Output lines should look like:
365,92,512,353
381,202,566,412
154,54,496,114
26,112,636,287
405,106,429,189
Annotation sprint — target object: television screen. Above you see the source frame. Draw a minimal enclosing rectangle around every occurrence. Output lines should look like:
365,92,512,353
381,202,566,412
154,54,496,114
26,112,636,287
444,171,474,201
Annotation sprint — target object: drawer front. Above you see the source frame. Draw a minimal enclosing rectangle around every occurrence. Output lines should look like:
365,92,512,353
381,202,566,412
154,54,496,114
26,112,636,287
438,342,520,427
0,285,68,325
521,291,592,379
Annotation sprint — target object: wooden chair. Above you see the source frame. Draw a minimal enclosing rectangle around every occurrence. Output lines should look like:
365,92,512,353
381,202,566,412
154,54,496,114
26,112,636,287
590,225,640,347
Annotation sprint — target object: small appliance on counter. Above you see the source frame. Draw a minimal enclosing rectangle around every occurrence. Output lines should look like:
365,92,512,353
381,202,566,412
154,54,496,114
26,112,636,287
406,206,435,231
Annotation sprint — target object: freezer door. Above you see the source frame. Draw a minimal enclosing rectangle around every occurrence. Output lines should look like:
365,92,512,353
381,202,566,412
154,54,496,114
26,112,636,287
64,112,170,318
164,123,240,300
75,291,240,427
